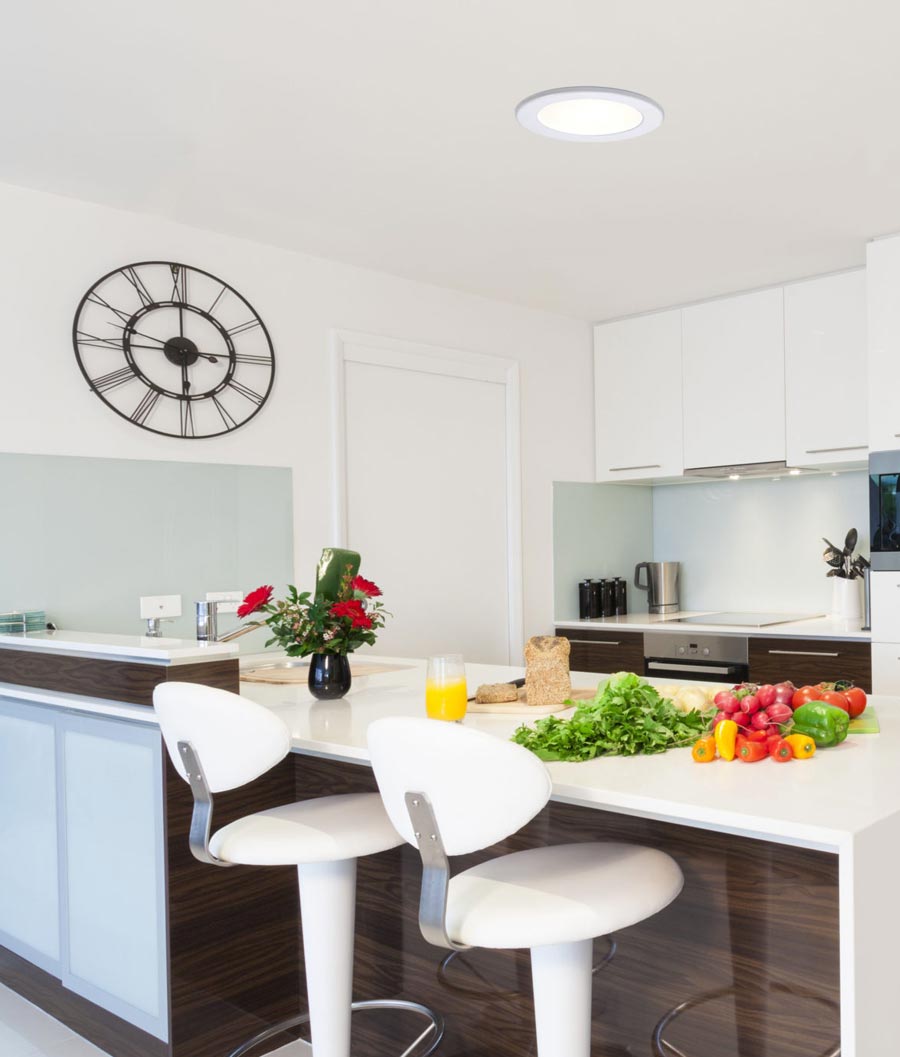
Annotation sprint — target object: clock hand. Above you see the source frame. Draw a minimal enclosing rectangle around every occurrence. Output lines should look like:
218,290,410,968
128,342,219,362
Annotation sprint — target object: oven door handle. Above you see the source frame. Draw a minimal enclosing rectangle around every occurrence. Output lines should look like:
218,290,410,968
646,660,743,677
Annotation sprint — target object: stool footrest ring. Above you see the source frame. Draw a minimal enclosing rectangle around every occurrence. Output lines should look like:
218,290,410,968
227,998,444,1057
652,981,839,1057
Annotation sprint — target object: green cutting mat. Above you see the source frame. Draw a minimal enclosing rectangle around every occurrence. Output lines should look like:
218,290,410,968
849,706,880,734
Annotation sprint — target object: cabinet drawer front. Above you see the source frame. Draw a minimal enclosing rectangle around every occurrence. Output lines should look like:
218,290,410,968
556,629,644,675
748,637,871,692
871,572,900,643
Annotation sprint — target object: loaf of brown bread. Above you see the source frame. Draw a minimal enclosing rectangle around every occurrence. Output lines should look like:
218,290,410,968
475,682,519,704
524,635,571,706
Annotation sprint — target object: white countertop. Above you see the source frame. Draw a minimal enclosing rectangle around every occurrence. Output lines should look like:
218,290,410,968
0,628,240,664
2,653,892,852
554,611,871,640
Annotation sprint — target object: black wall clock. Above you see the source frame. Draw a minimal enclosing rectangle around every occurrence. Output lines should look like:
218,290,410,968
72,261,275,438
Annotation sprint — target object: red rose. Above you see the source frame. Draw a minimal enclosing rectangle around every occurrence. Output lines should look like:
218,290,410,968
237,585,273,619
330,599,365,620
350,575,382,598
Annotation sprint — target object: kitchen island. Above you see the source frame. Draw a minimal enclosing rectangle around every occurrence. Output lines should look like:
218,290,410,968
0,649,896,1056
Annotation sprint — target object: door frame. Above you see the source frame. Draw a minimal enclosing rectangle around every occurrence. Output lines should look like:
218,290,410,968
330,328,524,661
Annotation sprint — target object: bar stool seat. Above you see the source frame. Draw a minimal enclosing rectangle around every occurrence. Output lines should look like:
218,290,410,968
209,792,403,865
445,841,682,949
154,683,442,1057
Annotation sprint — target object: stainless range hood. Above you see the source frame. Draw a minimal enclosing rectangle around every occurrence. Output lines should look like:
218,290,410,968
683,460,789,479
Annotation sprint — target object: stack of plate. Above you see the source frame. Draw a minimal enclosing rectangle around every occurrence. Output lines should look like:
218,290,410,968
0,610,47,634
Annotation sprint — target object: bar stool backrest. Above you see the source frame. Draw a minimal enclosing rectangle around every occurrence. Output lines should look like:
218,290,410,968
154,682,292,793
367,716,552,855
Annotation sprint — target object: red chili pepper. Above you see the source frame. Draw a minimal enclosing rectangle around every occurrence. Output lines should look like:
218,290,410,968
739,740,768,762
769,738,794,762
747,730,768,743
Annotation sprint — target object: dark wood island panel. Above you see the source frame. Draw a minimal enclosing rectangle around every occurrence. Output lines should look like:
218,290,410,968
295,754,841,1057
0,650,239,705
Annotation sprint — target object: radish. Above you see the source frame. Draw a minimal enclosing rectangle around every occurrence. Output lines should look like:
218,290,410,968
740,694,761,714
715,691,740,714
773,682,795,706
767,703,793,724
756,684,776,708
751,709,770,730
732,711,749,727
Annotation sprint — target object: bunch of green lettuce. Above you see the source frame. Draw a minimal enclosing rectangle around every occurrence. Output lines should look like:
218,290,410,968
512,671,710,762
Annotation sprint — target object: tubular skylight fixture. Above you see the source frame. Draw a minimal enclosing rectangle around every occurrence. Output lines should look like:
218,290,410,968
515,86,664,142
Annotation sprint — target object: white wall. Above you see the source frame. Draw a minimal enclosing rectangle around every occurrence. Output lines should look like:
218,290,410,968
652,472,869,613
0,182,593,645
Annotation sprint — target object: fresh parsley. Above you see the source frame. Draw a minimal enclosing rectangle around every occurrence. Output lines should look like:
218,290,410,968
511,671,710,762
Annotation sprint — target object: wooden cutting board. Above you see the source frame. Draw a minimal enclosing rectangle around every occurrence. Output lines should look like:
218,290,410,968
467,686,596,716
241,661,413,684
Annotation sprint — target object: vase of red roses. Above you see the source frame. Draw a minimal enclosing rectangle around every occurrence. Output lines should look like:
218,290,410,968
236,567,388,699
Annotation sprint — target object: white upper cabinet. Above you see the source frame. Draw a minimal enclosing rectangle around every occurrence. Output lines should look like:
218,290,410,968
682,288,785,469
867,236,900,454
784,270,867,467
594,309,683,481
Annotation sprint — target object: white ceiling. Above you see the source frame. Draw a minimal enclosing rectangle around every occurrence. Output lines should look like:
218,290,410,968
2,0,897,321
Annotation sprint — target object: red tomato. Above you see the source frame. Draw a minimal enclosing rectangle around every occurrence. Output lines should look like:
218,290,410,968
818,689,850,713
791,685,819,709
844,686,867,719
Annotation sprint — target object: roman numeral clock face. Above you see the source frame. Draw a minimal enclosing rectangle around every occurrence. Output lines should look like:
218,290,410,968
72,262,275,438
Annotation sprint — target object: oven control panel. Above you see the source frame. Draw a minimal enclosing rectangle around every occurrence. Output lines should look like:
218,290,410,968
642,631,748,665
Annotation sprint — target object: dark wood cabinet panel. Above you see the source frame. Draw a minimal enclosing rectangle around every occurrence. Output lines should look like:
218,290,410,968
749,636,871,691
555,628,645,674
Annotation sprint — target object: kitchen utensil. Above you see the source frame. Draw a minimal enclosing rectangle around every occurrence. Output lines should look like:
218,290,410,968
633,562,680,614
601,579,615,617
578,580,592,619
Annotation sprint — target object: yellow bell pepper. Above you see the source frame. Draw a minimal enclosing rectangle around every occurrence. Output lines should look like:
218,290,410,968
714,719,738,762
785,733,816,760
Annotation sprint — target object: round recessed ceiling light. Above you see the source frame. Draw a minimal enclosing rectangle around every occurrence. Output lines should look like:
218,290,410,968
515,86,664,142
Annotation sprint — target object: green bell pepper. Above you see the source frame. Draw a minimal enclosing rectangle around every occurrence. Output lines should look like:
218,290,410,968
791,702,850,748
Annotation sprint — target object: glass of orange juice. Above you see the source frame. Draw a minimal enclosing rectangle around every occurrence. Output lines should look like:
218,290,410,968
425,654,468,722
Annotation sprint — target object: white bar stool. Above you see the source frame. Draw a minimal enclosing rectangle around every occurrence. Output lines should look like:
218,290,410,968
154,683,443,1057
367,716,685,1057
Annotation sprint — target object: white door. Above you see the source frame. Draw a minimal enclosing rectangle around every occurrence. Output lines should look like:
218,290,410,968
334,333,521,664
594,308,683,481
784,270,868,468
867,235,900,453
682,287,785,469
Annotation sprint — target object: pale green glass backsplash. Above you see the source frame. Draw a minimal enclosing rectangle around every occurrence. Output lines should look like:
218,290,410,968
0,453,293,644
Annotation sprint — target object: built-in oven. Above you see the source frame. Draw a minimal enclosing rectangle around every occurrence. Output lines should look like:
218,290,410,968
643,631,749,684
870,451,900,569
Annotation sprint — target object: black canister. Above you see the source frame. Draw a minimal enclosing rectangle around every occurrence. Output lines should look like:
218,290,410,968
589,579,603,618
578,579,592,619
601,578,615,617
614,577,627,615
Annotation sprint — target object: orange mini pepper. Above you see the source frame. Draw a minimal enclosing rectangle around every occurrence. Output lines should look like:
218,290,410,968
692,736,717,763
739,740,767,762
785,733,816,760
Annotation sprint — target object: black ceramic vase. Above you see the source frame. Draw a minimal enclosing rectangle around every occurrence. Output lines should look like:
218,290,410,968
308,653,352,699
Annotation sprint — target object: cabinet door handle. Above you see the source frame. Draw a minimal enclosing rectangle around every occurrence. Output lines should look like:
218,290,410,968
568,639,621,646
804,445,868,454
607,464,661,472
767,649,840,657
